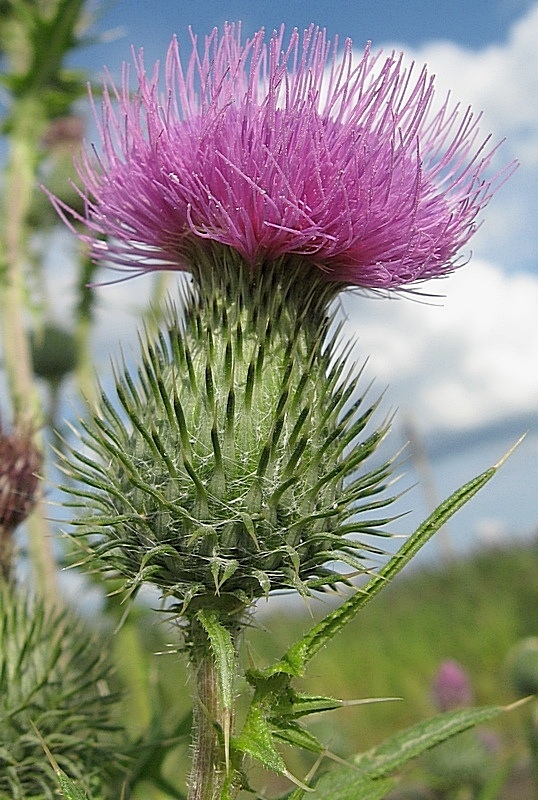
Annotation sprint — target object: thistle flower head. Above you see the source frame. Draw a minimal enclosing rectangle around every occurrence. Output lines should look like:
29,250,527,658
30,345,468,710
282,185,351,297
505,637,538,697
51,23,512,289
431,659,474,711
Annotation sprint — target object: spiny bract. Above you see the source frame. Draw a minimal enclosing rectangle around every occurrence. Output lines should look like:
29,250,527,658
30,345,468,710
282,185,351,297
64,246,397,614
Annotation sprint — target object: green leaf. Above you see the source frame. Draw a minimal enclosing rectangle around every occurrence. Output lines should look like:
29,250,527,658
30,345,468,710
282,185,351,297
31,723,89,799
234,706,312,791
275,691,346,719
308,768,395,800
234,705,290,776
55,771,89,800
196,610,235,714
353,704,507,778
268,697,492,799
196,609,236,766
210,557,239,593
285,791,308,800
272,721,325,754
264,450,513,679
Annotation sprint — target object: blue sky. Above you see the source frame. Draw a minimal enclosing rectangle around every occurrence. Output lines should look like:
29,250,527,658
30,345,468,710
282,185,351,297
56,0,538,561
86,0,535,60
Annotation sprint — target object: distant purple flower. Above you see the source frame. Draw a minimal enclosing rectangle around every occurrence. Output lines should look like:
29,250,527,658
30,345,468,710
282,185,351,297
432,659,474,711
51,24,512,289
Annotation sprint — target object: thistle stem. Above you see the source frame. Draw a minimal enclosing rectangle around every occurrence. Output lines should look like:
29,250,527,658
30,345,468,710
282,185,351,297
187,617,241,800
188,655,225,800
0,95,58,602
0,97,43,422
0,528,14,582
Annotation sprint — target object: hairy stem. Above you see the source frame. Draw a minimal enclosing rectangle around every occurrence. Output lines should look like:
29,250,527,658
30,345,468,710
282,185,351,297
187,617,242,800
189,655,225,800
0,96,58,601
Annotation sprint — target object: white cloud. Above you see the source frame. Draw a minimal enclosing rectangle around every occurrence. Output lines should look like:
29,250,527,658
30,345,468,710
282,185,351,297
375,3,538,272
331,3,538,439
341,260,538,433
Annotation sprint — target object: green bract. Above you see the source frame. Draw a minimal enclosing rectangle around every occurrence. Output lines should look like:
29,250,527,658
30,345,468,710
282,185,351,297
64,245,397,614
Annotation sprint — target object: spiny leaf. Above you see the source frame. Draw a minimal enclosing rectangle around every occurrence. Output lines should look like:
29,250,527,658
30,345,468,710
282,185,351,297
172,392,191,456
234,705,289,776
53,771,89,800
234,706,312,791
274,691,350,719
353,703,520,779
225,388,235,435
205,362,216,408
244,360,255,410
196,610,236,768
210,558,239,594
263,454,506,679
31,724,89,800
211,424,224,473
224,339,233,382
272,722,325,754
288,407,310,448
308,767,394,800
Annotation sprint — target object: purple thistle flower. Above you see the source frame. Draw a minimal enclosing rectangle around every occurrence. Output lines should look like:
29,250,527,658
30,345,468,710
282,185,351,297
51,24,513,289
432,659,474,712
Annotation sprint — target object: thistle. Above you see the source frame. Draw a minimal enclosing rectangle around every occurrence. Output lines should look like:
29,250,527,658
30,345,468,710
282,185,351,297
53,22,510,616
432,660,474,712
49,22,513,800
506,638,538,697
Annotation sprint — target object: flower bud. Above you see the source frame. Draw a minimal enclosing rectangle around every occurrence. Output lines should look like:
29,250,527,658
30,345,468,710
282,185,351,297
30,322,77,384
64,245,396,615
505,637,538,697
0,423,41,534
423,728,497,791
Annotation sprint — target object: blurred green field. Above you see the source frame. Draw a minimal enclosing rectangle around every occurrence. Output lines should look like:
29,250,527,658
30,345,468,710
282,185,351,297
250,537,538,751
112,535,538,797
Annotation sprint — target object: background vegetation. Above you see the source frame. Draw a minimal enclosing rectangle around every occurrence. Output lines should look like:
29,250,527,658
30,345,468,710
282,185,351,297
102,537,538,797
